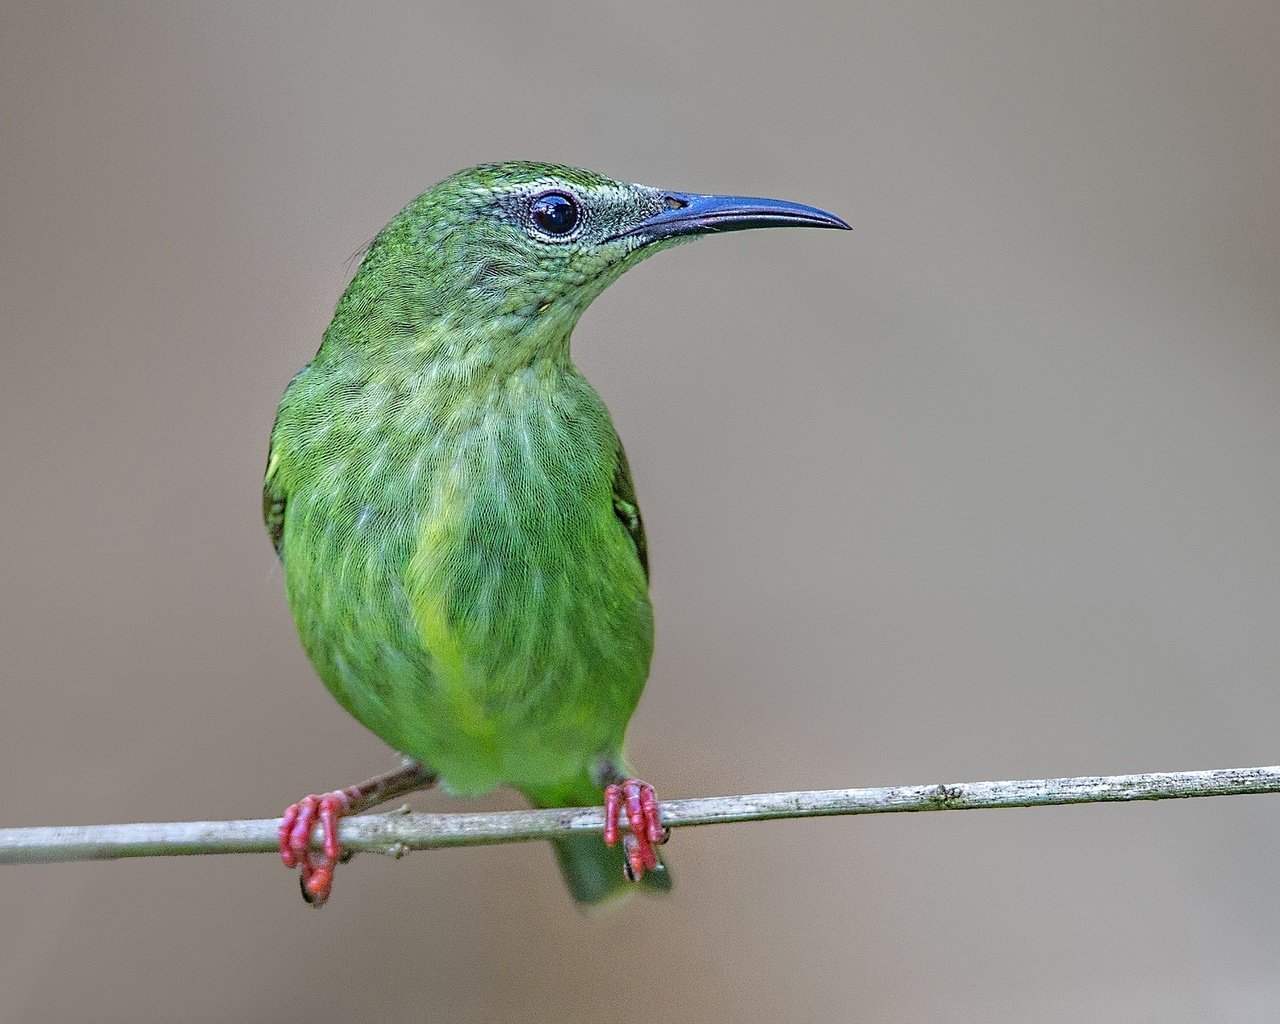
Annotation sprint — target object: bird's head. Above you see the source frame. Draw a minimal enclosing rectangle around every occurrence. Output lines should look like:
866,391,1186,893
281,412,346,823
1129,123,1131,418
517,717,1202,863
326,161,849,367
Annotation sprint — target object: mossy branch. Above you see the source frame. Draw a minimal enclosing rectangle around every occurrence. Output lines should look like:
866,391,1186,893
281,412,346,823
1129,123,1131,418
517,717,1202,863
2,765,1277,865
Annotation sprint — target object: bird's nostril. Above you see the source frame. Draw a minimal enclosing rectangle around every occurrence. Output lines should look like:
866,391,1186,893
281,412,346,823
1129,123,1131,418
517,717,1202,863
662,194,688,211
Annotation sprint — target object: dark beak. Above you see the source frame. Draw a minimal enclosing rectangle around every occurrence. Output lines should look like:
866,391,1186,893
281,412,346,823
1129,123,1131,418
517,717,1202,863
612,191,850,243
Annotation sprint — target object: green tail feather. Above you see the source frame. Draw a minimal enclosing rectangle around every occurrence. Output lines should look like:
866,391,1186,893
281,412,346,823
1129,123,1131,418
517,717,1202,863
551,833,672,905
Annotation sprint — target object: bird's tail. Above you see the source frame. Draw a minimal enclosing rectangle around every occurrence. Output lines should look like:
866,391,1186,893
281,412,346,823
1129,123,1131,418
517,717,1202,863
550,832,672,906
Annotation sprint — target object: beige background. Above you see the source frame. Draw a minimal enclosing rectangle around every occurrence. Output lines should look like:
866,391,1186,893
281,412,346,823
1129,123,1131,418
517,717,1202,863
3,3,1280,1021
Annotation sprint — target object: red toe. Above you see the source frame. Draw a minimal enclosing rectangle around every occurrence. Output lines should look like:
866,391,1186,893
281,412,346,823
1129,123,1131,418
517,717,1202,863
301,863,335,905
603,779,665,881
278,791,350,906
278,802,301,868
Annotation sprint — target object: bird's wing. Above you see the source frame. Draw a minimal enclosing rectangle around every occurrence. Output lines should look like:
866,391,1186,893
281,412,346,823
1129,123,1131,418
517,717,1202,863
263,366,311,561
612,440,649,582
263,452,287,560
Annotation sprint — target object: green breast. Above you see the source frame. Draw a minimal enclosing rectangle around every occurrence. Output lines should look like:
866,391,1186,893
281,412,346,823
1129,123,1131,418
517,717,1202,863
271,356,653,796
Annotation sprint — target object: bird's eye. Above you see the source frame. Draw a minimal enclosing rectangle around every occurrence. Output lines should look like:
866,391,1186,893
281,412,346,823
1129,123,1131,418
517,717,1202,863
529,192,580,236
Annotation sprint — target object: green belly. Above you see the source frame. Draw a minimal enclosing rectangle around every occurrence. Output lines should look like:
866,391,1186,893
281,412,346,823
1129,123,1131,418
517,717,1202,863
282,431,653,799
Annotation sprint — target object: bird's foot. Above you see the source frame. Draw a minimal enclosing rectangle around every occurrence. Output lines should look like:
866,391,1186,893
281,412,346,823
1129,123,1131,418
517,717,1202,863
603,779,669,882
279,790,352,906
277,759,437,907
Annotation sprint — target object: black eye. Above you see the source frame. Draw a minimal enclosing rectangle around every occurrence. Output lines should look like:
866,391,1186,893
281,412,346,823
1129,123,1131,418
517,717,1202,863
530,192,580,235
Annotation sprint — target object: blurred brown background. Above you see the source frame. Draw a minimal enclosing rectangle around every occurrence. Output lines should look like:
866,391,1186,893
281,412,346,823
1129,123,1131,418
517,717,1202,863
3,3,1279,1021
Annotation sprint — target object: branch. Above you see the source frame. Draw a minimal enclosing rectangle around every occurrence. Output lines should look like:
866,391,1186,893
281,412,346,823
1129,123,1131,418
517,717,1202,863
3,764,1277,866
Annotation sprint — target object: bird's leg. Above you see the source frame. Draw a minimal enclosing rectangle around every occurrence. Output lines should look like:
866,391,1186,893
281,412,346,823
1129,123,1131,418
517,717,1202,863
602,775,668,883
278,758,437,906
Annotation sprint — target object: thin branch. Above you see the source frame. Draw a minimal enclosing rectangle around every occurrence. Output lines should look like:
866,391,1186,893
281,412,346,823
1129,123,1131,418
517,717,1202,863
3,764,1278,866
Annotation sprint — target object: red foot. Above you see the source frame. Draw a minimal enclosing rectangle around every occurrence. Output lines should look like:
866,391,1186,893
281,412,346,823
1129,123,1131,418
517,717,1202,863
603,779,667,882
278,791,351,906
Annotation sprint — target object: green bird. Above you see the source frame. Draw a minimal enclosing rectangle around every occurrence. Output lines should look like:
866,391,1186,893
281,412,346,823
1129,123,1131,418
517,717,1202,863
266,162,848,906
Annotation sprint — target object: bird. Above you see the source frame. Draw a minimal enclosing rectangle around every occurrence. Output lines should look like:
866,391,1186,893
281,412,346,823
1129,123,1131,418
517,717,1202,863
265,161,849,906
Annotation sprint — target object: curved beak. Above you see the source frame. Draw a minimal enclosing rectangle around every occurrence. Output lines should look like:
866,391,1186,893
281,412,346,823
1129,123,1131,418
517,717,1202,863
611,191,850,243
